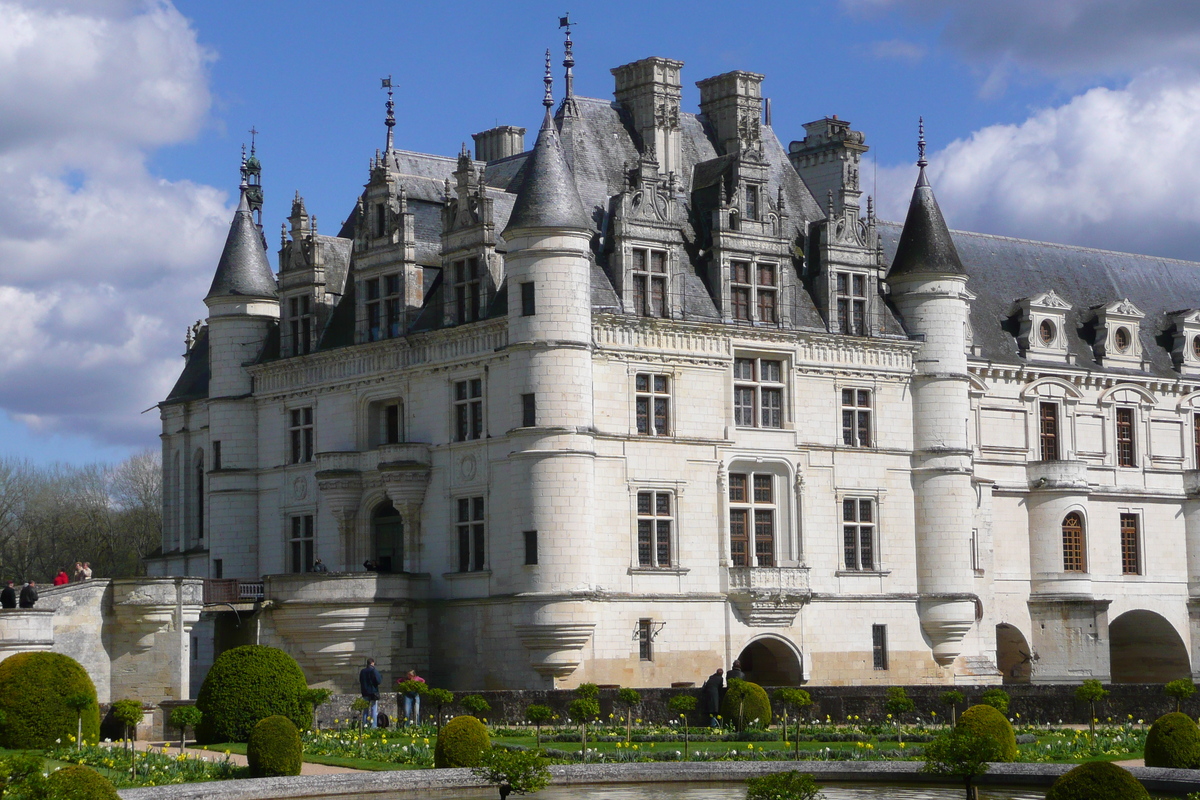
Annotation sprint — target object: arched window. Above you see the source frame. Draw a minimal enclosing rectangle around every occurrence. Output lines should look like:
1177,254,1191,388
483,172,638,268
371,501,403,573
1062,512,1086,572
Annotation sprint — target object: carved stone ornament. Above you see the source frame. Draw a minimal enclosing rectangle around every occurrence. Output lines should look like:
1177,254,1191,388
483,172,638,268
292,476,308,501
514,622,596,680
726,567,811,627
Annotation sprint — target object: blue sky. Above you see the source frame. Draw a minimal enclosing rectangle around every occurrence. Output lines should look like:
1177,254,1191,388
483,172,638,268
3,0,1200,466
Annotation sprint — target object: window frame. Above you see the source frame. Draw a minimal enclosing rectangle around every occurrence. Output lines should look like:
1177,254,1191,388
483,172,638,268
453,378,484,442
872,624,888,671
728,471,778,568
729,259,778,324
636,490,674,569
1039,401,1060,461
630,246,669,318
452,256,483,324
635,373,671,437
288,406,314,464
523,530,538,566
1061,511,1087,573
364,273,402,342
521,393,536,428
834,271,868,335
637,618,653,661
733,355,786,429
1115,406,1137,467
1120,511,1141,576
455,496,486,572
288,293,314,355
840,388,873,447
520,281,536,316
842,496,877,572
289,513,315,574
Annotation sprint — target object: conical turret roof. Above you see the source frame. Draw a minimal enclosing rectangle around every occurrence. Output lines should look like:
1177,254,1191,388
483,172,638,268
205,190,277,302
503,111,590,236
887,165,965,279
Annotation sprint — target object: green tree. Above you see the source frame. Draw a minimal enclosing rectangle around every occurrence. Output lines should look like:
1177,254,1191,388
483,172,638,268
350,697,371,756
668,694,697,759
1166,679,1196,713
63,693,93,751
616,688,640,743
473,747,551,800
885,686,915,743
774,688,814,760
1075,679,1109,737
940,690,965,726
110,699,143,779
424,687,454,732
169,705,202,751
979,688,1010,715
745,770,824,800
461,694,492,721
302,688,332,730
567,693,600,762
525,704,553,749
923,726,1000,800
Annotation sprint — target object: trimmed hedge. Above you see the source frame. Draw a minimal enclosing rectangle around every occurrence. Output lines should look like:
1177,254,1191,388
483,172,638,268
0,652,100,749
195,645,310,743
1045,760,1149,800
434,714,490,768
44,764,120,800
247,715,302,777
1144,711,1200,768
957,704,1016,762
720,680,772,730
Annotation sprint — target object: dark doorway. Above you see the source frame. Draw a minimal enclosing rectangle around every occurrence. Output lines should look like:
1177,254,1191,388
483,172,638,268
996,623,1032,684
372,501,403,573
736,637,802,686
1109,610,1190,683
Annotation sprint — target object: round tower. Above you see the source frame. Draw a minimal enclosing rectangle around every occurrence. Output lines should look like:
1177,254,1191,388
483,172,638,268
886,124,977,666
203,173,279,579
501,70,598,686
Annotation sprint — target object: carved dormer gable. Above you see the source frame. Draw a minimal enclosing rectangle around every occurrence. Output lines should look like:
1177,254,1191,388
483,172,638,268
610,152,684,318
352,152,421,344
441,146,498,327
1012,290,1071,364
1091,298,1145,368
277,194,329,357
812,196,883,336
1166,309,1200,376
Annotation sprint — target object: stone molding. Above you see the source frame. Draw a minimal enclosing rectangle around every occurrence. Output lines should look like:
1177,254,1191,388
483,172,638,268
514,622,596,680
725,566,811,627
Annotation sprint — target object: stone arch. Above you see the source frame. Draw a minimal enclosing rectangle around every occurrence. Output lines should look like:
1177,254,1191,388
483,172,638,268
1097,383,1157,408
1019,376,1083,401
1109,609,1190,683
370,500,403,573
996,623,1033,684
735,634,803,686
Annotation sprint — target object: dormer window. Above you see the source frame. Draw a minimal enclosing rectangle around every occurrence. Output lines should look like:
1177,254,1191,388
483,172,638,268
632,247,668,317
1012,290,1071,363
1168,310,1200,376
836,272,867,335
745,185,759,220
729,260,778,324
1091,298,1144,368
365,274,401,342
374,203,386,238
453,257,482,323
288,295,314,356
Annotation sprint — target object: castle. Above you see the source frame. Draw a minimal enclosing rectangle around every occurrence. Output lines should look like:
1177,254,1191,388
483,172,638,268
148,42,1200,694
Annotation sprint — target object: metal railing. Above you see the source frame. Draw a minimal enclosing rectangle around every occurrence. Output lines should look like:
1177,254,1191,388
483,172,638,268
203,579,264,604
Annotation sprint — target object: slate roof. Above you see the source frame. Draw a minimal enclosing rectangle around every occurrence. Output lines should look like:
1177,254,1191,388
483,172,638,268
504,110,591,235
164,327,209,404
887,168,966,279
878,221,1200,378
206,191,278,301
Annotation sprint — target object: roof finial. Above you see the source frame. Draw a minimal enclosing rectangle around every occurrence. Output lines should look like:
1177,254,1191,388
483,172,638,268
542,49,554,111
559,13,574,101
249,126,258,156
382,75,396,152
917,116,927,169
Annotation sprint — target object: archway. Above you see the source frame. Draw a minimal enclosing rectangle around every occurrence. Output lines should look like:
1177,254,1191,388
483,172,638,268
736,636,802,686
371,501,403,573
996,624,1032,684
1109,610,1190,683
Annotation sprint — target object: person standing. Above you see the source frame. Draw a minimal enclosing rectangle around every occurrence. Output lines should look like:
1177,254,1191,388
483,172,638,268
725,659,745,682
311,558,328,573
702,668,724,727
53,569,69,586
81,563,93,580
402,669,425,726
18,581,38,608
1,581,16,609
358,657,382,728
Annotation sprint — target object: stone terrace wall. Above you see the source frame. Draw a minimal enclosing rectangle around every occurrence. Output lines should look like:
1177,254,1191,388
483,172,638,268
313,683,1198,728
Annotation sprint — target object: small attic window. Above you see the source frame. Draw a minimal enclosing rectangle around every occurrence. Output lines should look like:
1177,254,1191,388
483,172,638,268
1038,319,1056,346
1114,327,1132,352
745,185,759,220
1193,336,1200,360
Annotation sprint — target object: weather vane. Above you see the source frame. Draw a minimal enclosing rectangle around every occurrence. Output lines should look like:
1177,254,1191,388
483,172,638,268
381,75,395,151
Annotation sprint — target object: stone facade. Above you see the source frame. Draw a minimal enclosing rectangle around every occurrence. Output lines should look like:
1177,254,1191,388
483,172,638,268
148,51,1200,696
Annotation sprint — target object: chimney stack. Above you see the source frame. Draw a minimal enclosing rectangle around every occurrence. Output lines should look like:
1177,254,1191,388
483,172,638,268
696,70,764,156
611,56,685,176
472,126,527,162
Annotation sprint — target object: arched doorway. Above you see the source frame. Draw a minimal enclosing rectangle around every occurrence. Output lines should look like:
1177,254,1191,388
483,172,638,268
996,624,1032,684
372,501,403,573
736,636,802,686
1109,610,1190,683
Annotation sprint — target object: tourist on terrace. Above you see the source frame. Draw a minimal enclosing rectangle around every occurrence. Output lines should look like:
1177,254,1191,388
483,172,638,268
53,569,69,586
401,669,425,726
18,581,38,608
0,581,15,608
358,657,382,728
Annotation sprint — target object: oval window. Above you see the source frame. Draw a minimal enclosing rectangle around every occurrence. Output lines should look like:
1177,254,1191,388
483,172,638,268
1192,336,1200,360
1114,327,1131,352
1038,319,1056,346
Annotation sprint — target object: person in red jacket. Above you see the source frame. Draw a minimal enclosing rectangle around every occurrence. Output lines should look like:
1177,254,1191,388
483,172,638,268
52,569,69,586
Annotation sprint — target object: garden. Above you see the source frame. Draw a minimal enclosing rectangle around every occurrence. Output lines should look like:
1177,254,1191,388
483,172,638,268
2,647,1200,799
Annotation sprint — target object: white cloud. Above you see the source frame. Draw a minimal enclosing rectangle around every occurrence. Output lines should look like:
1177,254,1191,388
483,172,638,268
868,39,926,64
874,69,1200,261
0,0,230,448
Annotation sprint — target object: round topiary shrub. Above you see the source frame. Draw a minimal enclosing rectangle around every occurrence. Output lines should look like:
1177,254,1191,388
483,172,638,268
0,652,100,749
434,714,490,768
956,703,1017,762
246,715,302,778
44,764,120,800
720,679,772,730
1144,711,1200,768
195,645,310,743
1045,760,1149,800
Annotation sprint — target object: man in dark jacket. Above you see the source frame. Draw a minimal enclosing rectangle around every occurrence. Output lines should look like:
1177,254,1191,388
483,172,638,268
18,581,38,608
358,657,382,728
726,659,745,682
702,668,724,727
0,581,16,608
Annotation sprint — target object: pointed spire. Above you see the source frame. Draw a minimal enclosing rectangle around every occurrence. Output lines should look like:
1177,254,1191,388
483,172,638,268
559,13,575,100
503,89,589,236
206,163,277,303
382,76,396,152
888,120,965,279
543,49,554,110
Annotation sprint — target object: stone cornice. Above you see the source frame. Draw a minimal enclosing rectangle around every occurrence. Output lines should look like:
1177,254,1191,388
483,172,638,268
970,362,1200,399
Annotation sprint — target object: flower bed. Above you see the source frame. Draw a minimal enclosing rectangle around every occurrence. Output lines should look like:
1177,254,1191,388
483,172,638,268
46,742,242,787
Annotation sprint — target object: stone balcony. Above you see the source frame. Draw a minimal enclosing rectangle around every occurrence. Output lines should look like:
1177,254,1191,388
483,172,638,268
725,566,811,627
1026,460,1091,492
315,443,432,475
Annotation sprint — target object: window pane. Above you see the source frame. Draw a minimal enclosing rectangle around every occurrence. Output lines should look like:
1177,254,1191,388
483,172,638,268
470,401,483,439
729,509,748,566
859,499,873,523
761,361,781,382
632,249,646,271
650,250,666,273
734,387,755,426
732,261,750,283
858,411,871,447
634,275,647,315
636,397,650,434
458,528,470,572
637,492,651,516
843,498,855,521
651,277,667,317
753,474,772,503
859,527,874,570
470,379,482,398
857,390,870,407
473,497,485,520
761,388,782,428
732,287,750,320
654,375,668,393
655,492,671,516
842,409,855,446
656,520,671,567
654,397,669,435
734,358,754,380
844,526,858,570
473,523,485,571
458,498,470,523
852,274,865,296
754,510,774,567
729,473,747,503
636,374,649,392
757,263,775,287
638,520,652,566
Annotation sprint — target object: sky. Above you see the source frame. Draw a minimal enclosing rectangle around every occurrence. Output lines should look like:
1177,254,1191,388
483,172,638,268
4,0,1200,465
